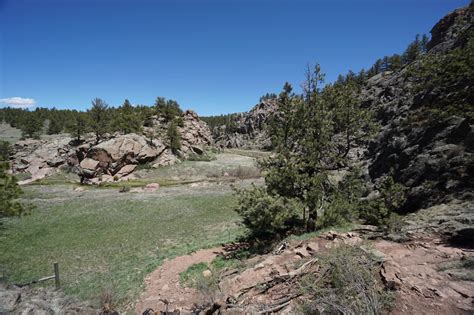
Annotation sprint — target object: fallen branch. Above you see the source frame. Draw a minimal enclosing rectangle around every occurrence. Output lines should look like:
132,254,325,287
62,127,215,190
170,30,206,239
257,301,291,314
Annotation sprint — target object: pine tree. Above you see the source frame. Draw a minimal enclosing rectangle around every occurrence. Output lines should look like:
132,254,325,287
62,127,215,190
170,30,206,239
167,119,181,153
20,112,43,139
0,162,29,218
113,99,142,134
155,97,183,122
420,34,430,53
236,63,377,236
403,34,422,64
47,115,63,134
89,98,110,144
66,111,88,143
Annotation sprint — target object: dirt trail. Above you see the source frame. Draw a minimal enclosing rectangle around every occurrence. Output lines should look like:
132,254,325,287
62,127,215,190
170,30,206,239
375,237,474,314
134,233,473,314
135,247,223,314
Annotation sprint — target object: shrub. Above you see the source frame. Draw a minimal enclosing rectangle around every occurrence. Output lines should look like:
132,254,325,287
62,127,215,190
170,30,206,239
230,165,261,179
0,162,31,218
179,262,221,305
298,245,393,314
187,152,216,162
317,168,367,229
360,176,407,228
0,141,10,161
317,193,357,229
234,186,302,237
118,185,130,193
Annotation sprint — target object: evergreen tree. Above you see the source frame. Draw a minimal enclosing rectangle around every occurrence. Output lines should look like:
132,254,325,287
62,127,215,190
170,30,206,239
155,97,183,122
420,34,430,53
403,34,422,64
66,111,89,143
0,141,10,161
236,64,377,236
0,162,29,218
389,54,403,70
47,114,63,134
167,119,181,153
88,98,110,144
20,112,43,139
113,99,142,134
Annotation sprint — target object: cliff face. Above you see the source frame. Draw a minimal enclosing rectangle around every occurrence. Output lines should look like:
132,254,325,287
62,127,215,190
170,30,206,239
365,5,473,211
214,99,277,149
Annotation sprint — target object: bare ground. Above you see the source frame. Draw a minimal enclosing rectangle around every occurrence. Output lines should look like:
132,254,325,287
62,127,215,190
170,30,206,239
134,231,474,314
135,247,223,314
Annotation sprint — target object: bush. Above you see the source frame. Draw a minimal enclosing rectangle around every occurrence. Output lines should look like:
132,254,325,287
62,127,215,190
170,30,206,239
318,169,367,229
179,262,221,305
360,176,407,228
0,141,10,161
298,245,393,314
230,165,261,179
234,186,302,237
118,185,130,193
317,193,357,229
187,152,216,162
0,162,31,218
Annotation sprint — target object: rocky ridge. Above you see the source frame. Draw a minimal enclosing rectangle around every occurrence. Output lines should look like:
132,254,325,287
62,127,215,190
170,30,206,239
213,99,277,149
10,110,213,184
213,5,474,217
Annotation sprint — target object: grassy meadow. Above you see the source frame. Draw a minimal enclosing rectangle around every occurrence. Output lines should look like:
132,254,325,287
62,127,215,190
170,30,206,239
0,153,262,310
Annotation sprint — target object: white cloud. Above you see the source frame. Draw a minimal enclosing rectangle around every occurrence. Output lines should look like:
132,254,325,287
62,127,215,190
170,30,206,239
0,97,36,108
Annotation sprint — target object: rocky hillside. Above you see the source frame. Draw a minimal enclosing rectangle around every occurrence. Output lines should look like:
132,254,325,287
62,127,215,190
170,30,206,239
365,5,473,212
213,99,277,149
10,110,213,184
215,5,473,216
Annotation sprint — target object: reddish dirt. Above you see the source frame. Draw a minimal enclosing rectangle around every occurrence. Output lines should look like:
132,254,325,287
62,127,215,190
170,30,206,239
134,233,473,314
375,237,474,315
134,247,223,314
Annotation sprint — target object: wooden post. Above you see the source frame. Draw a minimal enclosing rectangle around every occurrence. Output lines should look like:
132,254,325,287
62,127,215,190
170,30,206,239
53,262,60,290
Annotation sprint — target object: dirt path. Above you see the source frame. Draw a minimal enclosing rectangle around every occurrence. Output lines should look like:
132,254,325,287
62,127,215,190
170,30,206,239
134,247,223,314
134,233,473,314
374,237,474,314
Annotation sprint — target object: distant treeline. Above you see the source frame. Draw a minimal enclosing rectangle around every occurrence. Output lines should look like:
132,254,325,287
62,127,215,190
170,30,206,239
0,97,184,144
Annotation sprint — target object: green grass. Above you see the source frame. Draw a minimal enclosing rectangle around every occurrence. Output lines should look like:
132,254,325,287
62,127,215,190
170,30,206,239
29,153,260,188
285,223,355,242
0,184,243,310
223,148,272,159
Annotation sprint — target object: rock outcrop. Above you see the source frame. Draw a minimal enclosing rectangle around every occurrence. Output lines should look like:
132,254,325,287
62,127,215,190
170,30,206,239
365,5,473,211
214,99,277,149
10,110,213,184
212,5,473,214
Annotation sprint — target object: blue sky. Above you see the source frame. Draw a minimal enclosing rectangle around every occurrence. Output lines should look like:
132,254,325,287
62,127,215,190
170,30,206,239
0,0,469,115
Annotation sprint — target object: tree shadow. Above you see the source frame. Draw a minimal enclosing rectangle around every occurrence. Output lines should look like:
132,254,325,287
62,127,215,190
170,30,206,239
445,228,474,249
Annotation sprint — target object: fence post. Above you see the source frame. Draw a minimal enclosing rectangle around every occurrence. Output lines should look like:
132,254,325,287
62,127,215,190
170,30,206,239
53,262,60,290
